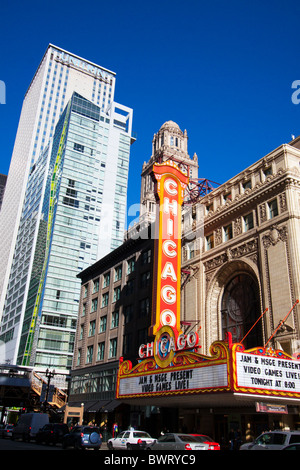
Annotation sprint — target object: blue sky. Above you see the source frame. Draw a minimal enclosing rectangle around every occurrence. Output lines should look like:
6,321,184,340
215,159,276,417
1,0,300,219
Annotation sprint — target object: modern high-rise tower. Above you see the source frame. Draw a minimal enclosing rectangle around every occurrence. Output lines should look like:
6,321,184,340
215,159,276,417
0,92,133,384
0,44,120,319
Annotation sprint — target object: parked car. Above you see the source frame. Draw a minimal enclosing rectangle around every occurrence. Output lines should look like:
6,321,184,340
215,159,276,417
150,433,208,450
0,424,14,438
192,434,220,450
282,443,300,450
62,425,102,450
240,430,300,450
36,423,69,445
107,430,156,450
12,413,49,441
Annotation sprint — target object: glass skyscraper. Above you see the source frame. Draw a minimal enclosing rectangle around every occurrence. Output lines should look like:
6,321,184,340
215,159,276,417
0,91,133,384
0,44,120,320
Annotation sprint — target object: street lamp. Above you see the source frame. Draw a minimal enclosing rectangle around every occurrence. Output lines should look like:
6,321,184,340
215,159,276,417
44,368,55,409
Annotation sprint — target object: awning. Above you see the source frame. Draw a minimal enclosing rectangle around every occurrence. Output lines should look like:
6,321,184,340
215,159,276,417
101,399,123,412
85,400,110,412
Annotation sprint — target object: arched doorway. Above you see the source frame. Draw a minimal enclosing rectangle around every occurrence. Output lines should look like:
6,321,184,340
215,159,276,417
221,273,262,348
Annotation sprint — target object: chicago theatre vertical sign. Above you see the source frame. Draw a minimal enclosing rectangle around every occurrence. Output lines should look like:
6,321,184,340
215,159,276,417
150,160,189,367
116,160,231,400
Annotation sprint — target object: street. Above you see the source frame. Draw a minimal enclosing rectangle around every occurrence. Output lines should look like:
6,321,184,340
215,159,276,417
0,437,109,451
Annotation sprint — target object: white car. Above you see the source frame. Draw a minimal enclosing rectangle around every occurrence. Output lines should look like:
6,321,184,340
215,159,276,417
107,430,155,450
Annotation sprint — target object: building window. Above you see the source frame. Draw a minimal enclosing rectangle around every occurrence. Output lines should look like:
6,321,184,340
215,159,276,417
111,310,119,329
99,316,107,333
243,180,252,191
103,272,110,288
77,349,81,366
126,279,134,295
74,142,84,153
113,286,121,302
223,224,233,242
141,271,151,288
223,192,232,203
93,278,99,293
82,303,86,316
263,166,272,178
86,345,93,363
89,320,96,336
140,298,150,317
124,305,133,323
243,212,254,231
127,257,135,275
114,265,122,282
97,342,105,361
109,338,117,358
123,333,132,355
186,241,195,260
80,325,84,340
206,204,213,214
268,199,278,219
206,234,214,250
102,292,109,307
141,249,151,265
138,328,148,345
91,298,98,312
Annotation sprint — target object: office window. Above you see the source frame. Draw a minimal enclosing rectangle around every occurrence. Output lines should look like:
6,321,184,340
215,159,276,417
86,345,93,363
97,342,105,361
123,333,132,355
77,349,81,366
102,292,109,307
111,310,119,329
127,257,135,275
91,298,98,312
124,305,133,323
268,199,278,219
103,272,110,288
244,212,254,231
141,271,151,288
89,320,96,336
113,286,121,302
114,265,122,281
109,338,117,358
126,279,134,295
80,325,84,340
74,142,84,153
140,298,150,317
93,278,99,293
99,316,107,333
141,249,151,265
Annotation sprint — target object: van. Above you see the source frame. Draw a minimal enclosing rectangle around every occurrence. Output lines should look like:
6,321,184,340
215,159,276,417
12,413,49,441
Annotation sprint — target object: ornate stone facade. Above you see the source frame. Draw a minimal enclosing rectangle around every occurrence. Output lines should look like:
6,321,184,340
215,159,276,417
182,139,300,359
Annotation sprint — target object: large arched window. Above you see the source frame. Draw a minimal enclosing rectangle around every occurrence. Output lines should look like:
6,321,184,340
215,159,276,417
221,274,262,348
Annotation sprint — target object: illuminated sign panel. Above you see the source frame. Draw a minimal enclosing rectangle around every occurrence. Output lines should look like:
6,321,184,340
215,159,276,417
117,340,231,400
118,364,228,397
232,343,300,398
